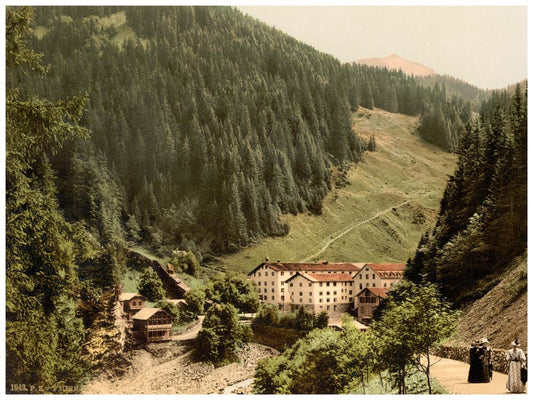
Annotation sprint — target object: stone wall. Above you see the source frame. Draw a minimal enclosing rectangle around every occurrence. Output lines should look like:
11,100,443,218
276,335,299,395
432,346,527,374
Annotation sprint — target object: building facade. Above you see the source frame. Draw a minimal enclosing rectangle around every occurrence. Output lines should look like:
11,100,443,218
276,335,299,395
247,261,365,311
355,287,389,324
248,261,405,318
119,292,147,319
132,307,173,342
285,272,355,313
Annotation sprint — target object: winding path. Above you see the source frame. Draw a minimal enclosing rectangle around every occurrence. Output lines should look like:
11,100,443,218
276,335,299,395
300,197,421,262
429,355,524,395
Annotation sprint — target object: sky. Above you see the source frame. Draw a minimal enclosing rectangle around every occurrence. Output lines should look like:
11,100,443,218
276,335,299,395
238,6,527,90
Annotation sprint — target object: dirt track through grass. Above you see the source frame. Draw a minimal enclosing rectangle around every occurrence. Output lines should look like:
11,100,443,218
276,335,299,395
300,196,422,262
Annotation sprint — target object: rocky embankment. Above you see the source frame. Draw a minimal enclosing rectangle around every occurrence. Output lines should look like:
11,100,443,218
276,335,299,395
83,341,278,394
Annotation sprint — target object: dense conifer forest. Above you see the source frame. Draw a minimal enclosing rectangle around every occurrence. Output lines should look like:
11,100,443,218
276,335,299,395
405,85,527,305
7,5,524,393
20,6,470,258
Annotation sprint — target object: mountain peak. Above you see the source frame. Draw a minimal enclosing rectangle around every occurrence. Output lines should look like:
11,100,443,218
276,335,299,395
355,54,434,77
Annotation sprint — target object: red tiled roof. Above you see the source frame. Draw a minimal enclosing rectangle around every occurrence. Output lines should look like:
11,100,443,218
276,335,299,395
358,263,405,279
248,262,365,275
306,273,354,282
364,263,405,271
356,287,390,298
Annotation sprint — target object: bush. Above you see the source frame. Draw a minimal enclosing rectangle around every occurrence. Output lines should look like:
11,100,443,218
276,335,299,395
137,268,164,301
195,304,250,366
156,300,180,324
184,287,206,316
205,274,259,313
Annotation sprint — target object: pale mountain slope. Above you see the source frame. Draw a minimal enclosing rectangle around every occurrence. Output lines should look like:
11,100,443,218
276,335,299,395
448,252,527,349
215,108,456,275
356,54,434,76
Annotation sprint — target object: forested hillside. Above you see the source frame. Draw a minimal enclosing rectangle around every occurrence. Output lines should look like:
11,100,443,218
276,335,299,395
21,6,469,258
405,84,527,306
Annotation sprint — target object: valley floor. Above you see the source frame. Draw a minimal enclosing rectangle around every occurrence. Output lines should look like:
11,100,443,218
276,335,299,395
82,342,277,394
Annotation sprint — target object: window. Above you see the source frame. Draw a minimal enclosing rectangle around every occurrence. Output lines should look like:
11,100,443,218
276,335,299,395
272,288,275,293
299,292,303,296
309,299,312,303
258,272,261,277
281,281,284,286
264,288,267,293
372,283,376,287
319,292,323,296
299,282,303,287
333,291,337,295
384,283,387,287
272,281,274,286
371,297,376,303
309,292,312,296
320,306,323,309
327,298,330,302
349,290,352,295
372,274,375,279
359,283,363,290
281,272,284,276
319,299,323,303
319,283,323,287
359,275,362,279
264,282,267,286
281,296,285,301
366,283,369,287
290,283,294,287
366,274,369,279
327,291,330,295
333,282,337,287
327,306,330,310
360,298,365,304
326,282,330,287
132,301,136,306
308,283,312,287
349,297,353,302
300,299,303,303
272,296,275,300
258,282,261,286
281,288,285,292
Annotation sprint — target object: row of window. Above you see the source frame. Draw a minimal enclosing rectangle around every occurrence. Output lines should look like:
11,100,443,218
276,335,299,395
359,297,377,304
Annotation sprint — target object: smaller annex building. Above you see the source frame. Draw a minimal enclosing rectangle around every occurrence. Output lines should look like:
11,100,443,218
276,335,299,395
132,307,173,342
355,287,389,324
119,292,146,319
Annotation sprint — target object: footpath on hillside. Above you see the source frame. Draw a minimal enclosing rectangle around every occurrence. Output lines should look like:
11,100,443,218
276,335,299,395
429,355,526,395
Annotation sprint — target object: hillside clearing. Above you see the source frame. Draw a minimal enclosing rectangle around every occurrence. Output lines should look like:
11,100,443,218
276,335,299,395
215,108,457,274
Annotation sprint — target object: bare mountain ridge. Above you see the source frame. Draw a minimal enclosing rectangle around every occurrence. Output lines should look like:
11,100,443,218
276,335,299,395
355,54,434,77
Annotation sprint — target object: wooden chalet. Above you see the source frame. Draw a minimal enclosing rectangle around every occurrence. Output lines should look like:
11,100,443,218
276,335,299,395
132,307,173,342
119,292,146,319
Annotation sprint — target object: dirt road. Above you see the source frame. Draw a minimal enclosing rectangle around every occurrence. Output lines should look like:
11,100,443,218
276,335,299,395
430,355,526,395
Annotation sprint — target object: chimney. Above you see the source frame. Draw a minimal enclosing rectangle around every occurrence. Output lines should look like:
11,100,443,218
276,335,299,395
265,257,269,262
322,260,329,265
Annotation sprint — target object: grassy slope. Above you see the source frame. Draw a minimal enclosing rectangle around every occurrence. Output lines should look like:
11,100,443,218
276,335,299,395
215,108,457,275
448,252,527,349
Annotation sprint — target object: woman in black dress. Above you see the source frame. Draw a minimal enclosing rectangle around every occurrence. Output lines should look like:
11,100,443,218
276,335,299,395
468,340,483,383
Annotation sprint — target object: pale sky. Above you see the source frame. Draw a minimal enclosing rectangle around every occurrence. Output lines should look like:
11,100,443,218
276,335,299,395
238,6,527,90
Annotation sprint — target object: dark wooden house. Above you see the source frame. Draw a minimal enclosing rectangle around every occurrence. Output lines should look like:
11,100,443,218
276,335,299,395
132,307,173,342
355,287,389,324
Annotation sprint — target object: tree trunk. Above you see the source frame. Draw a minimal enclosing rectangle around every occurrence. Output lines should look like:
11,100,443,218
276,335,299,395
425,350,432,394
